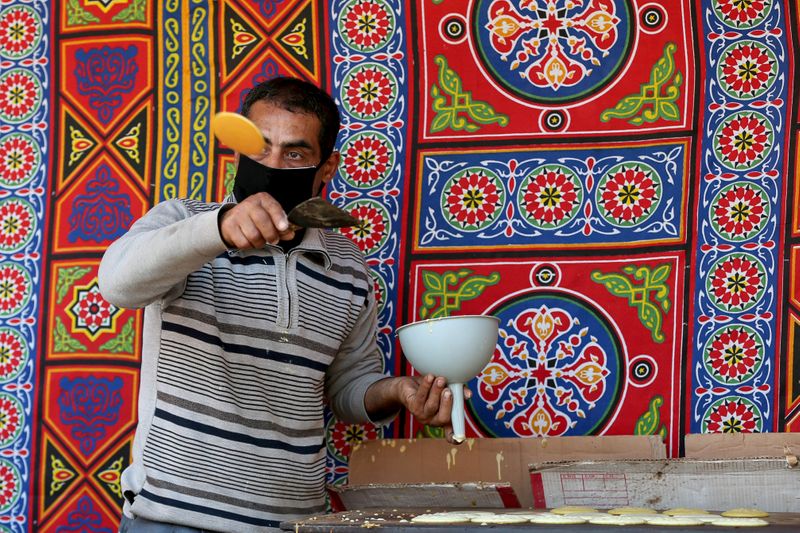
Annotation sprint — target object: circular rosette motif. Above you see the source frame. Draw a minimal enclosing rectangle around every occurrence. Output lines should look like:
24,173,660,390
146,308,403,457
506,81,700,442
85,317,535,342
0,459,20,513
0,5,42,59
442,167,505,232
0,328,27,383
713,111,774,171
340,62,398,121
717,40,777,100
472,0,632,103
710,182,770,242
0,393,22,447
628,355,657,388
713,0,770,29
340,131,394,189
706,252,766,313
702,396,763,433
518,164,582,230
0,198,35,253
639,5,667,33
703,324,764,384
0,263,31,318
326,416,383,462
470,292,622,438
339,199,390,254
596,162,661,227
0,68,42,124
0,133,40,189
339,0,395,52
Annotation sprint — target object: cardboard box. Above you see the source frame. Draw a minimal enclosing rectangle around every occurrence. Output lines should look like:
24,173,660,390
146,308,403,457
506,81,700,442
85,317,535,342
529,456,800,512
685,432,800,460
346,436,665,508
328,482,520,512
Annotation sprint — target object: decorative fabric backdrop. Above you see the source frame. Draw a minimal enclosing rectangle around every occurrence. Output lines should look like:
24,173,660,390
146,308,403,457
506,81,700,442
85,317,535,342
0,0,796,530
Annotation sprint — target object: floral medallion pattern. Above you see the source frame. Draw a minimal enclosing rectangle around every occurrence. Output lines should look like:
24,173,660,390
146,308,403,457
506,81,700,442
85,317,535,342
67,282,120,340
340,62,398,120
0,263,31,318
690,0,785,435
518,164,582,230
0,460,20,513
339,0,394,52
710,182,769,242
0,5,42,59
0,133,40,189
717,40,777,100
325,416,382,462
339,131,394,189
0,68,42,124
0,198,35,253
0,329,27,383
706,252,766,313
712,0,770,28
596,162,661,227
702,396,763,433
703,324,764,384
442,167,505,231
713,111,773,171
340,199,390,254
473,0,631,102
0,393,23,447
0,1,43,529
473,293,621,438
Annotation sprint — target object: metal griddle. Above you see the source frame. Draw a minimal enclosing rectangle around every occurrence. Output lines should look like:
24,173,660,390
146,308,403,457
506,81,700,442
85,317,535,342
281,509,800,532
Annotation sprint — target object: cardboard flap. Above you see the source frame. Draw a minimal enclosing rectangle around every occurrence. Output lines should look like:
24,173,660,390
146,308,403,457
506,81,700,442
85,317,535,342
348,436,665,507
685,433,800,460
327,482,520,512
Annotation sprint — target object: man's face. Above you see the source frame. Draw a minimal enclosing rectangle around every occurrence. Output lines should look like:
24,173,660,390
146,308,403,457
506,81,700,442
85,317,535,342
244,100,339,195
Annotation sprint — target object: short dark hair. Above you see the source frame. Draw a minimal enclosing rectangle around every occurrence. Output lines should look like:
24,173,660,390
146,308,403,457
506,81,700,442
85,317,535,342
241,76,341,160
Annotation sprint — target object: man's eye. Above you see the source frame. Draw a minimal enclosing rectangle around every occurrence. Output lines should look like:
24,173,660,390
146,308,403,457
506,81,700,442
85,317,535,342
287,152,303,160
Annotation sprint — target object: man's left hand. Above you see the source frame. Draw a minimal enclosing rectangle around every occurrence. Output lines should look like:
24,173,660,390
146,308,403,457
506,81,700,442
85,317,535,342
365,375,470,444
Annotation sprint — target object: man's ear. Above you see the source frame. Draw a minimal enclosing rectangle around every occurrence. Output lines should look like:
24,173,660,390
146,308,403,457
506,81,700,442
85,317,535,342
320,150,340,184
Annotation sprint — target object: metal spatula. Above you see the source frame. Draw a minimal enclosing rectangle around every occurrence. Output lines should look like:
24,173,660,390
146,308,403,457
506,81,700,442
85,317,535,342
288,197,359,229
212,112,359,229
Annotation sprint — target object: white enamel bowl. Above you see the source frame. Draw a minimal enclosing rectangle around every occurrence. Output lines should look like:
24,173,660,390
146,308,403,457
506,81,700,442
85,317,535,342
397,315,500,441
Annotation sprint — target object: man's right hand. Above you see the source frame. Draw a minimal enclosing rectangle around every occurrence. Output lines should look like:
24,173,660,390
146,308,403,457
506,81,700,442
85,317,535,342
219,192,296,249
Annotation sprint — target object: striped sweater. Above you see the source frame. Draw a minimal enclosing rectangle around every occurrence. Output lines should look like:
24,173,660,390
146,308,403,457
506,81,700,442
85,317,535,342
98,198,387,532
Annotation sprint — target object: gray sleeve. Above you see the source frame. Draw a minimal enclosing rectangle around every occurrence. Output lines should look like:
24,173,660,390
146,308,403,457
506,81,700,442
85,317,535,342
324,280,391,424
98,200,228,309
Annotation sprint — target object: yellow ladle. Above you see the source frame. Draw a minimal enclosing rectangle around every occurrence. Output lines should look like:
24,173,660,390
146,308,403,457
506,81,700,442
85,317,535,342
211,111,267,155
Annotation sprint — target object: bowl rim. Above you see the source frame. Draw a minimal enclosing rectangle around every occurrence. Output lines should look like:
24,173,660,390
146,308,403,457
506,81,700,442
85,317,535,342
396,314,500,335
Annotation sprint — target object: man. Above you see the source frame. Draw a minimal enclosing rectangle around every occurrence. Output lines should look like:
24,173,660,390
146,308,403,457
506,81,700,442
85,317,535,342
99,77,458,533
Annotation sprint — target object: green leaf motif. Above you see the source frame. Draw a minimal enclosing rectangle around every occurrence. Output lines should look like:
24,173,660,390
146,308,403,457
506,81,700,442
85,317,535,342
429,55,508,133
419,269,500,319
600,43,682,125
56,266,92,305
224,161,236,196
635,396,667,442
590,272,632,298
100,317,135,353
419,425,446,439
591,264,672,343
54,317,87,353
113,0,147,22
66,0,100,26
639,303,664,342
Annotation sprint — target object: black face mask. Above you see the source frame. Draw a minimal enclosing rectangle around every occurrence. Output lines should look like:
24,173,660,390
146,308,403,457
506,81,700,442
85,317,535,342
232,154,320,211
